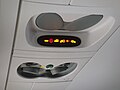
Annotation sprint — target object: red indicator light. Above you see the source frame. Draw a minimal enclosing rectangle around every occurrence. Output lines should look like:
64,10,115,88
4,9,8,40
49,38,54,43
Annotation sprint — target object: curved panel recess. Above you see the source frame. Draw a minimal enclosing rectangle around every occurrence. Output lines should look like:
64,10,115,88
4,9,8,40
26,13,115,48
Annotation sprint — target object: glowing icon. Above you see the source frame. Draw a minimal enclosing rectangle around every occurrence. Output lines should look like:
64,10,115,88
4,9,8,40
60,39,65,43
49,38,54,43
44,40,49,42
40,65,45,69
66,40,70,43
54,39,59,43
71,40,76,43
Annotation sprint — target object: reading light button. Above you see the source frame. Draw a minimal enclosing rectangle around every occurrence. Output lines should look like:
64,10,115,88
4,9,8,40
46,64,54,69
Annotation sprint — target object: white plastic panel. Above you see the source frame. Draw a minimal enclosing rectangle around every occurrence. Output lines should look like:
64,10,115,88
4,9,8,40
33,82,71,90
13,50,96,58
6,82,32,90
26,14,115,48
70,0,120,7
14,1,119,52
8,57,90,83
24,0,70,5
0,0,19,89
66,25,120,90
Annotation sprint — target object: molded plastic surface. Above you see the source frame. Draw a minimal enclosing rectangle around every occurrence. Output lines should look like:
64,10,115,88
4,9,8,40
24,0,70,5
35,13,103,31
8,57,90,83
66,25,120,90
13,50,96,58
0,0,19,90
70,0,120,7
33,82,71,90
6,82,32,90
36,13,64,30
7,81,70,90
1,0,120,90
26,13,114,48
14,1,116,52
17,62,77,78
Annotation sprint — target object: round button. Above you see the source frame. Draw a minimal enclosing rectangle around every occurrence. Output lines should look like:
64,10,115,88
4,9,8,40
46,64,54,69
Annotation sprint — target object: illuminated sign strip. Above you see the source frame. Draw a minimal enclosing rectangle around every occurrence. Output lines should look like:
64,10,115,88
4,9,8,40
44,39,77,44
37,35,81,47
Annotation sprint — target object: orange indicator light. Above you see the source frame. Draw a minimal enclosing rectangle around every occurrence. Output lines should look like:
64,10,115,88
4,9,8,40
54,39,59,43
44,40,49,42
71,40,76,43
66,40,70,43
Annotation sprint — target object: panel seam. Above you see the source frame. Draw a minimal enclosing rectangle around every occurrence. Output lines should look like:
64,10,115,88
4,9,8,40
4,0,22,90
68,0,72,5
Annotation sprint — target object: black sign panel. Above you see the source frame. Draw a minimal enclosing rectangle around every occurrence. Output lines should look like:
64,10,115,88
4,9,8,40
37,35,81,47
